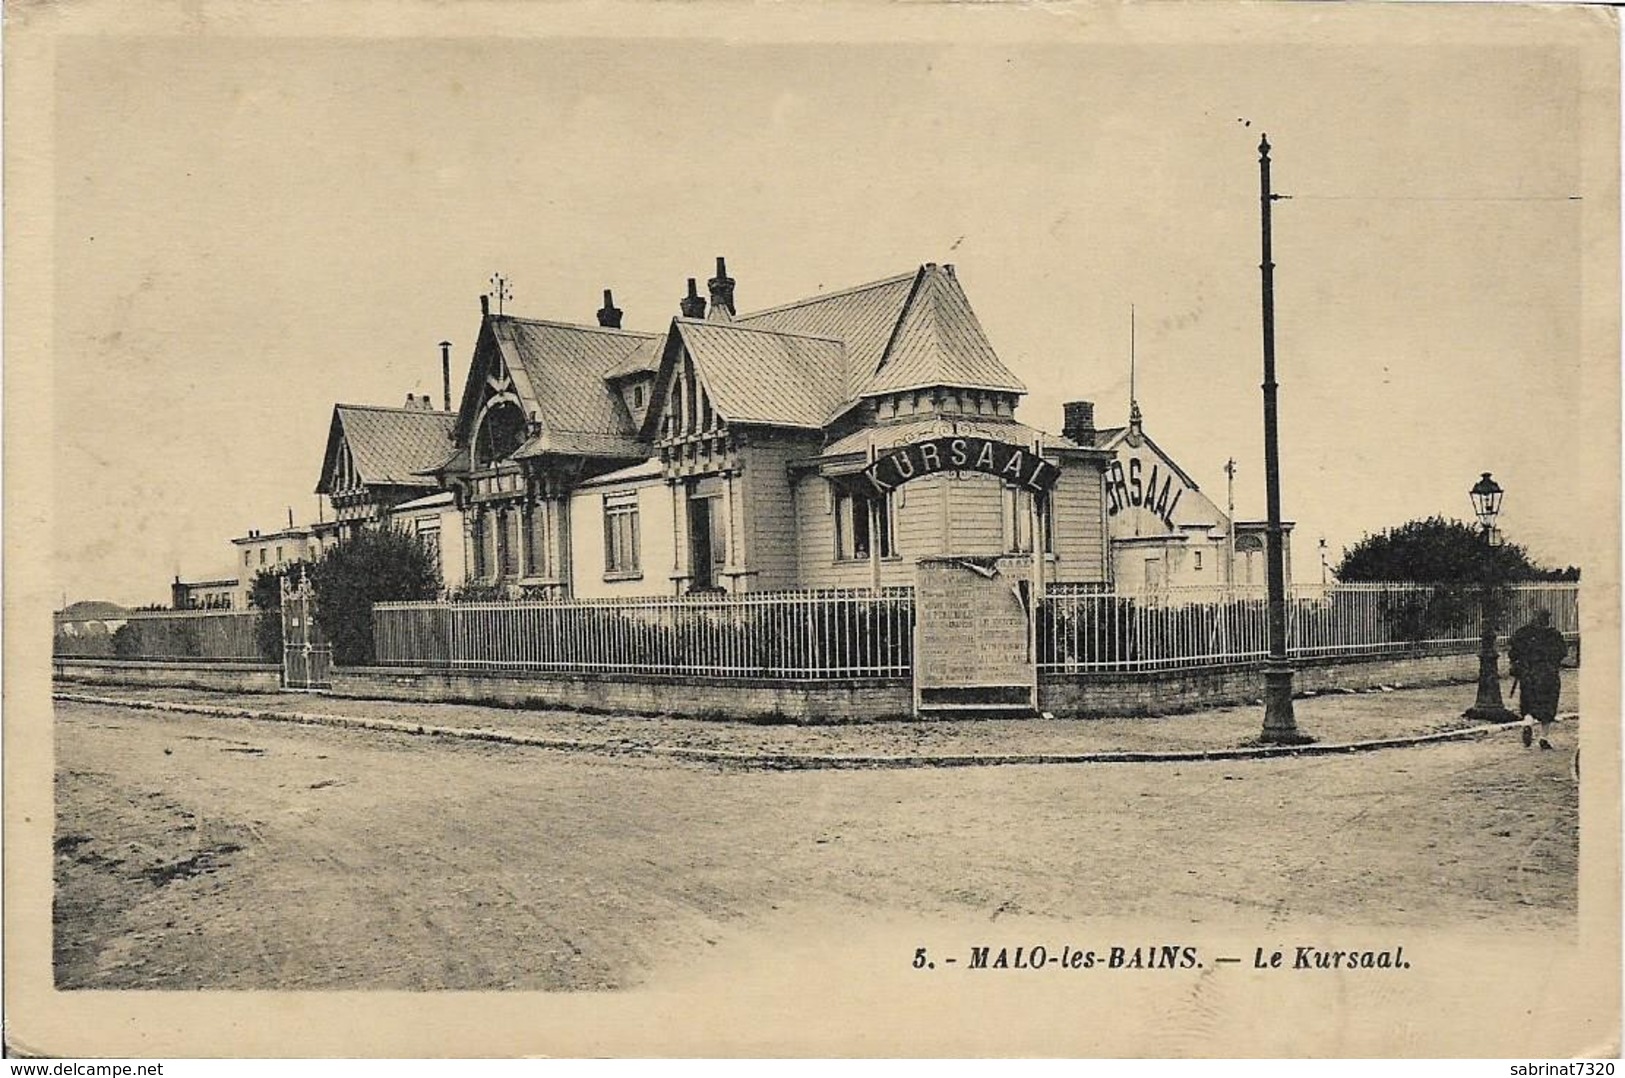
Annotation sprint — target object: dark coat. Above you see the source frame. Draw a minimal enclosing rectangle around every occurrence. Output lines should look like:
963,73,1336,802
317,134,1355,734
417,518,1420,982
1509,622,1567,722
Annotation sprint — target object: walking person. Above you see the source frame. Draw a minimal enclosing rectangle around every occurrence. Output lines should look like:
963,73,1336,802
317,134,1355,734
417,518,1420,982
1509,609,1568,750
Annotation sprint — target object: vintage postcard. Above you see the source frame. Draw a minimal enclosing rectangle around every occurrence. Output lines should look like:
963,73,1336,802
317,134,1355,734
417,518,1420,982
6,0,1620,1059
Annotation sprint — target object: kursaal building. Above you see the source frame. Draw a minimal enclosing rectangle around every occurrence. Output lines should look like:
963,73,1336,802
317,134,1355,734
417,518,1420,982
310,258,1288,599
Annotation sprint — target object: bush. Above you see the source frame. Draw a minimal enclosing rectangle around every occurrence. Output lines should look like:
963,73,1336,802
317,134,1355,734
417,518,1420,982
248,566,291,663
309,527,441,666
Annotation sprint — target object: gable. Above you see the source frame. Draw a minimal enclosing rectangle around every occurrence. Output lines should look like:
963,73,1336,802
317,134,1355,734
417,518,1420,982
1102,432,1225,537
316,405,456,494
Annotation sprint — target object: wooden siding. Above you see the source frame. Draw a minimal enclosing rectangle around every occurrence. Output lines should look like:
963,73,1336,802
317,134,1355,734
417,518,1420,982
737,432,820,592
946,473,1006,554
1049,458,1108,582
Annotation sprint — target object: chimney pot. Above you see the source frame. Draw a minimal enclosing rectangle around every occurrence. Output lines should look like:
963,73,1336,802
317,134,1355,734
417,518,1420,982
1062,400,1096,446
597,288,624,329
706,255,736,321
679,277,707,319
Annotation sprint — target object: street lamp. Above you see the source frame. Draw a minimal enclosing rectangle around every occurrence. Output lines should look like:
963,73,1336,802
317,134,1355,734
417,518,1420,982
1464,472,1515,721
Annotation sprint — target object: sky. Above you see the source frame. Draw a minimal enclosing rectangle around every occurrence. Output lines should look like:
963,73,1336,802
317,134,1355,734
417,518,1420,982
48,15,1609,606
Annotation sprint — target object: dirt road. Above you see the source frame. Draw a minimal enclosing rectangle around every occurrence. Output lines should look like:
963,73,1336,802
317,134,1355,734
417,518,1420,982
54,698,1578,991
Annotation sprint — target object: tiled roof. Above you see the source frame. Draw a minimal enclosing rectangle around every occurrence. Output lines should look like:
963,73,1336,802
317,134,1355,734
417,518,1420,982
320,405,457,492
512,428,647,459
858,266,1026,397
819,416,1080,459
734,270,917,401
672,320,848,429
602,332,666,380
496,319,657,447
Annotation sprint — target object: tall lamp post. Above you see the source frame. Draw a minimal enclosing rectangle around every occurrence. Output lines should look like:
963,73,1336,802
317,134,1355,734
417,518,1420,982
1464,472,1515,722
1257,134,1309,745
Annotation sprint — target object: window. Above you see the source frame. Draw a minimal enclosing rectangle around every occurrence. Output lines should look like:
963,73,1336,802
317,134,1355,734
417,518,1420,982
416,521,441,575
1193,550,1203,571
1004,487,1053,555
258,548,267,566
835,489,894,561
604,493,641,577
524,501,550,578
496,507,520,578
275,545,284,564
632,383,645,409
471,511,488,580
244,550,251,567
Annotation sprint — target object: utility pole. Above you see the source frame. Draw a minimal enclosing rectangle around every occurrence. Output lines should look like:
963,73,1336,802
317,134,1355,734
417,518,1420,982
1224,457,1236,594
1258,135,1308,745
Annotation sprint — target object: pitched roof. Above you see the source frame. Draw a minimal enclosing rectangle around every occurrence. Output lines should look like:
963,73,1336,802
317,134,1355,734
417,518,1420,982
602,332,666,380
318,404,457,492
733,270,917,400
671,319,848,429
858,265,1026,397
1094,425,1201,490
494,319,657,447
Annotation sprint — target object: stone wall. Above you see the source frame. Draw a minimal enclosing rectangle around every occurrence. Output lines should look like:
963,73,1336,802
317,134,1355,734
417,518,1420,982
53,657,283,694
54,645,1563,725
1039,648,1483,718
328,667,916,723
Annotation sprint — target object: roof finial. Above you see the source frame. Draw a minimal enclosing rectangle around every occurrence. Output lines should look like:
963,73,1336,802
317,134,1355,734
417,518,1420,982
488,272,512,317
1129,303,1143,441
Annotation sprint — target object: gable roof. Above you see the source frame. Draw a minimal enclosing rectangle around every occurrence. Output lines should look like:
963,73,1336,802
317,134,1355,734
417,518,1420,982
1095,425,1203,491
733,270,917,401
446,317,658,465
857,265,1026,398
669,319,848,429
316,404,457,493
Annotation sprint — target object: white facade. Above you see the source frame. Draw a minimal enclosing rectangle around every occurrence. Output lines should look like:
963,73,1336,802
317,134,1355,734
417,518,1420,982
386,491,469,592
1099,421,1292,597
567,461,677,599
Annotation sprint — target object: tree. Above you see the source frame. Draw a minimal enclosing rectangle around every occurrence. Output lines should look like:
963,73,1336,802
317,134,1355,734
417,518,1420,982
1335,516,1560,585
248,565,296,663
308,527,441,666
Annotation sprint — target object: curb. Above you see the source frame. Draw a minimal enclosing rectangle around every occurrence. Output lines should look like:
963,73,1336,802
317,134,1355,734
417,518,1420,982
52,690,1562,771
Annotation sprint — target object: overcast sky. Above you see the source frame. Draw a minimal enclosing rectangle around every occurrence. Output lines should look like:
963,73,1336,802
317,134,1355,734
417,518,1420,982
49,13,1609,606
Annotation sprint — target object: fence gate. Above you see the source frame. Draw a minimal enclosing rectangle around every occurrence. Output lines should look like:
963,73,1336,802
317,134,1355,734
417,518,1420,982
280,576,332,691
913,555,1039,717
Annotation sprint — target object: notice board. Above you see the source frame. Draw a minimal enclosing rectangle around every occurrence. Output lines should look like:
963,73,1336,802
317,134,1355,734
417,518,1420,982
912,555,1037,714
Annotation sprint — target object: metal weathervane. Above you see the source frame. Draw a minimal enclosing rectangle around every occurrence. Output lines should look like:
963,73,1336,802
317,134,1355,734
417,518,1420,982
489,273,513,316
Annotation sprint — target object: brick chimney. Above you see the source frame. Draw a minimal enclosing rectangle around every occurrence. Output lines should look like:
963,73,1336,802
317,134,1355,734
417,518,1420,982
706,256,735,321
679,277,707,319
1062,400,1096,446
480,294,490,317
597,288,623,329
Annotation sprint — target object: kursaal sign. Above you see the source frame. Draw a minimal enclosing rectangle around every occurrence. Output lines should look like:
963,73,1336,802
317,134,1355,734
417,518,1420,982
859,437,1060,496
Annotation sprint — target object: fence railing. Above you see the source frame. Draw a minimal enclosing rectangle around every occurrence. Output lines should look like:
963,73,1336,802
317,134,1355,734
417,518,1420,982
373,582,1578,681
52,609,265,662
373,591,915,679
1039,582,1579,674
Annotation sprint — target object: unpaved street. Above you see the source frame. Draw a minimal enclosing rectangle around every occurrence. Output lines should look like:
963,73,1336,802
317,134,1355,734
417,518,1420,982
55,697,1578,991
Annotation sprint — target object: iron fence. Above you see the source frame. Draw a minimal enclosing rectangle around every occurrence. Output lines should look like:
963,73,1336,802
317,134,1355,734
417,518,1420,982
371,581,1577,680
374,590,915,679
53,609,264,662
1039,582,1580,673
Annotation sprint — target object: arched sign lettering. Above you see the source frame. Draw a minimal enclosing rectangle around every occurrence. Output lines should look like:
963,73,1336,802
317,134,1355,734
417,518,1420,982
1105,454,1186,531
860,437,1059,496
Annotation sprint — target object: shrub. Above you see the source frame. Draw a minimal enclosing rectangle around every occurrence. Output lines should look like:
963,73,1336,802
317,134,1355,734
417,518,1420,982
309,527,441,666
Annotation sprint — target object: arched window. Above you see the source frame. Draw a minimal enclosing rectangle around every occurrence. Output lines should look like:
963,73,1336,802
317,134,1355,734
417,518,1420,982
475,401,527,466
